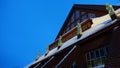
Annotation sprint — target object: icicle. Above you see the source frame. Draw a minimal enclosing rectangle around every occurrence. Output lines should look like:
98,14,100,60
57,36,62,49
106,3,117,20
35,50,40,61
77,22,82,39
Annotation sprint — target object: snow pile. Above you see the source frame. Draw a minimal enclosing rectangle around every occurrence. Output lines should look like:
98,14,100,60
92,14,111,27
92,8,120,27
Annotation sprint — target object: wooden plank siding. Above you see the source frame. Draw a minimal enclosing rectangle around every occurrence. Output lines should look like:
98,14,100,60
58,28,112,68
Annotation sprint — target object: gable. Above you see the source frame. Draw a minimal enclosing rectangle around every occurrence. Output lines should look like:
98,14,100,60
55,4,120,40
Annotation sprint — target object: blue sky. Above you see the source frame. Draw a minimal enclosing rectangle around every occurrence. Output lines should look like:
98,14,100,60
0,0,119,68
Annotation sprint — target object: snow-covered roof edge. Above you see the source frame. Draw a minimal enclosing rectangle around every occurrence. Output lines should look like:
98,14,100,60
30,8,120,66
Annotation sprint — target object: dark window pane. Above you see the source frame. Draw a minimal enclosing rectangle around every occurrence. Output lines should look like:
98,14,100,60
87,53,90,60
76,11,80,19
100,48,105,56
96,50,100,58
66,27,70,32
95,60,98,66
81,12,85,15
97,58,102,65
71,24,75,29
102,57,106,64
104,47,108,56
88,13,96,18
67,21,71,26
91,60,95,67
81,15,87,22
71,14,74,22
91,51,95,59
74,22,77,26
87,61,91,68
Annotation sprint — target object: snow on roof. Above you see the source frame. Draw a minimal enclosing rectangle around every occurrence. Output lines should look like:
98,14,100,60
91,14,111,27
31,8,120,65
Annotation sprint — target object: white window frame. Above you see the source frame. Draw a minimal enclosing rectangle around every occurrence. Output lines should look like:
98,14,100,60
86,47,107,68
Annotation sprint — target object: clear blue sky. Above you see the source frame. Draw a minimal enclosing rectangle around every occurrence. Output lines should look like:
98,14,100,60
0,0,119,68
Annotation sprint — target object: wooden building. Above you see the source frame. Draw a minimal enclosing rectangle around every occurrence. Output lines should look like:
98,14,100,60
29,4,120,68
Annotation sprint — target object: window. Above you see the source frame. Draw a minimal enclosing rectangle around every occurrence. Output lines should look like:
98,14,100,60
81,11,85,15
63,31,66,34
75,11,80,19
81,15,87,22
67,21,71,26
63,28,68,34
71,23,75,29
66,27,70,32
71,14,74,23
74,22,77,27
88,13,96,18
86,47,107,68
96,50,100,58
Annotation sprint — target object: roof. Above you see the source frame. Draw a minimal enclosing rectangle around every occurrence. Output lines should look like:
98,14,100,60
30,8,120,66
55,4,120,40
